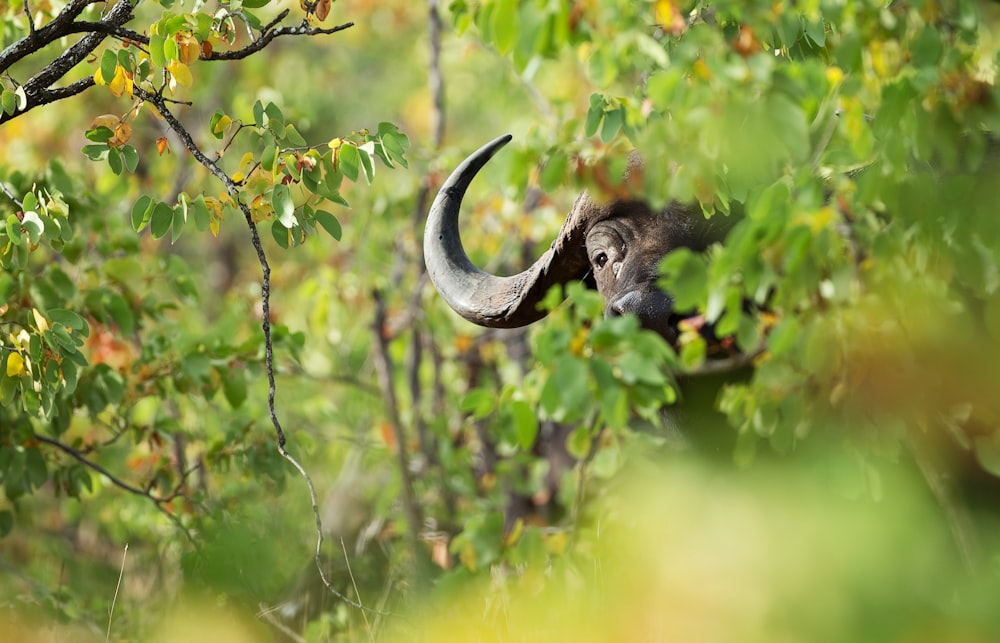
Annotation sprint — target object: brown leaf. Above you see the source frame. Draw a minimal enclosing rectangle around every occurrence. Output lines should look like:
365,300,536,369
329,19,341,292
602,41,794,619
314,0,331,21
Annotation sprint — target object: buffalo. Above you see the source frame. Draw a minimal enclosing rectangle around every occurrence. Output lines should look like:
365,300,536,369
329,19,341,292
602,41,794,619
424,134,736,346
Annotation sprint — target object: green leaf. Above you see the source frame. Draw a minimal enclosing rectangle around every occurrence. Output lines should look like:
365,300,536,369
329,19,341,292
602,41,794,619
150,202,173,239
358,142,375,183
123,145,139,173
264,102,284,131
283,123,306,146
0,510,13,537
270,218,290,249
107,147,123,175
47,309,86,331
492,0,517,54
271,184,295,228
314,209,342,240
86,127,114,143
679,335,707,370
510,400,538,451
600,106,623,143
460,388,495,419
100,50,118,86
20,211,43,244
585,94,605,137
82,144,107,160
221,368,248,408
171,201,186,244
25,448,47,489
565,425,591,460
104,294,133,335
339,143,360,181
190,195,211,231
540,355,590,420
131,195,154,232
261,141,277,172
252,100,265,128
659,248,708,312
1,90,16,116
149,34,166,67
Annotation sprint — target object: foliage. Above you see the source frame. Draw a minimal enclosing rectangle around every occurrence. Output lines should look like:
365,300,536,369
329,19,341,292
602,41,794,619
2,0,1000,640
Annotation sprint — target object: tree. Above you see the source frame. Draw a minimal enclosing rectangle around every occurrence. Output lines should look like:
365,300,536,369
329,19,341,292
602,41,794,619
2,0,1000,640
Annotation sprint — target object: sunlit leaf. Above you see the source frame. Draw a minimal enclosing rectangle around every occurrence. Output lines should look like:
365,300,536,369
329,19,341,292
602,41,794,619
339,143,360,181
271,184,295,228
5,352,25,377
167,60,193,88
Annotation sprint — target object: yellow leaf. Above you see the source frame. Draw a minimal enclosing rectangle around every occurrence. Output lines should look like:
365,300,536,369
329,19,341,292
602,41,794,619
167,60,193,88
210,217,220,237
545,531,569,556
6,351,25,377
654,0,685,35
327,137,343,150
109,65,127,97
110,122,133,148
250,195,272,222
213,114,233,136
32,308,48,333
175,32,201,64
91,114,119,130
93,67,106,86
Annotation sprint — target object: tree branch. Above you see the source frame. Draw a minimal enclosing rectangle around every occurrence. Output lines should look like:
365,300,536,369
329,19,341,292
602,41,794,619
0,0,95,71
203,20,354,61
372,289,431,586
0,0,135,125
32,433,196,543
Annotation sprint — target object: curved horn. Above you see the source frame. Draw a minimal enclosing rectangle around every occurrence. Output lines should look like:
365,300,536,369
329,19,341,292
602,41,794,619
424,135,594,328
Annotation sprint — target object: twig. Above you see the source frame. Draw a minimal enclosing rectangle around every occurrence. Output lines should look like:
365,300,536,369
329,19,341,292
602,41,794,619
203,20,354,61
32,433,196,543
105,543,128,643
257,604,307,643
0,181,24,208
427,0,445,148
341,537,373,639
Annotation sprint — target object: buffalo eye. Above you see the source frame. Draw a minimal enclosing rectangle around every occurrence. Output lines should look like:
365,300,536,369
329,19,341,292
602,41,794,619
593,252,609,269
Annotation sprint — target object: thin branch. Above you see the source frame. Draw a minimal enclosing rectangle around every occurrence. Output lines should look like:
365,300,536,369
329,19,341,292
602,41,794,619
32,433,196,543
0,181,24,208
341,536,373,638
257,605,307,643
427,0,445,148
372,290,430,586
138,72,388,617
0,0,94,71
105,543,128,643
203,20,354,61
0,0,135,125
66,21,148,43
23,0,36,36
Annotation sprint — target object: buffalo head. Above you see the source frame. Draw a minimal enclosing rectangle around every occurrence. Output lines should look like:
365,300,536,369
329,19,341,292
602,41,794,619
424,135,731,343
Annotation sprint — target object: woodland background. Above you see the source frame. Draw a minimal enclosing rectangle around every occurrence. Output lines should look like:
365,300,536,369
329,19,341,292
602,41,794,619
3,0,1000,640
